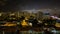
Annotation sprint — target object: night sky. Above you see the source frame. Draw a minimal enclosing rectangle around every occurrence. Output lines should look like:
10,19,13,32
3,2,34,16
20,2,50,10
0,0,60,12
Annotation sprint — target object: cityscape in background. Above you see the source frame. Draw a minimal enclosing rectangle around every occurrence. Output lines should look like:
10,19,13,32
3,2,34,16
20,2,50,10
0,0,60,34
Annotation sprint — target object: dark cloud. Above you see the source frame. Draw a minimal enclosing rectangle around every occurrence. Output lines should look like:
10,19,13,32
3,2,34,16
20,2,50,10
0,0,60,12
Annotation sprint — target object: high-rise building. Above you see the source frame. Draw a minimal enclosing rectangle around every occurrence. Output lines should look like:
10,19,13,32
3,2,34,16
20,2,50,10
36,11,43,20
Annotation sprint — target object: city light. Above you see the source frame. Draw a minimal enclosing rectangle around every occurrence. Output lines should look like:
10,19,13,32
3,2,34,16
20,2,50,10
0,13,2,16
10,13,15,16
21,20,28,27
